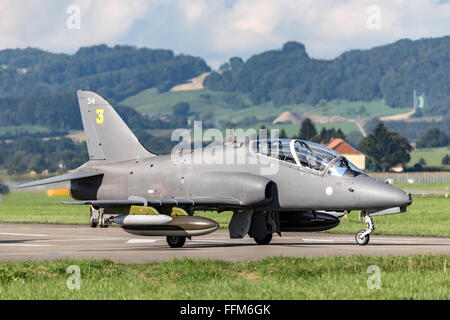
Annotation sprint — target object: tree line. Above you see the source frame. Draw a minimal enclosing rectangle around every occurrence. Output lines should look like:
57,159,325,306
0,45,210,103
0,131,176,175
0,95,188,138
204,37,450,116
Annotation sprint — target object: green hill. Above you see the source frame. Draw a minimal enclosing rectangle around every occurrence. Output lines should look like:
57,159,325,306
0,45,210,135
205,37,450,117
0,45,210,102
122,87,409,126
408,147,450,167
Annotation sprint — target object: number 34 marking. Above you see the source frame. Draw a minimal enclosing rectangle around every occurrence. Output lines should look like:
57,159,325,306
96,109,104,124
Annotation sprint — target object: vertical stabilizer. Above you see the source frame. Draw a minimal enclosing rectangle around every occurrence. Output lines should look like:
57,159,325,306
77,90,156,161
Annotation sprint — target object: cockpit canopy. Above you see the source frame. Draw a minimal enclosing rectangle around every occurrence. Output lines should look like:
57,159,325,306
250,139,364,177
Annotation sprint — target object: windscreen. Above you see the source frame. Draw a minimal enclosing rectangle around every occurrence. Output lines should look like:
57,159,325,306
293,140,339,171
250,139,364,176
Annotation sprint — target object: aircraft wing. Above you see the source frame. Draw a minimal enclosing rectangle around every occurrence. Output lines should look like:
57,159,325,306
13,172,103,189
60,197,241,208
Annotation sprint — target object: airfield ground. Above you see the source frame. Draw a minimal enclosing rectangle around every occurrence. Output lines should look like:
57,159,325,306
0,224,449,263
0,189,449,300
0,254,447,299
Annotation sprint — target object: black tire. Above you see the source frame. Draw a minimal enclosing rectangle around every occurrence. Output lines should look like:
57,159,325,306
90,222,97,228
355,230,370,246
166,236,186,248
254,233,273,245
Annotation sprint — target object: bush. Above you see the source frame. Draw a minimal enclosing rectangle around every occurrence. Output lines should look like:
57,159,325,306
0,184,10,195
442,154,450,165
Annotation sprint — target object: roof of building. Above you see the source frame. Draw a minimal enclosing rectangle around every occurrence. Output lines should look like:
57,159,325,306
326,138,363,155
391,163,404,169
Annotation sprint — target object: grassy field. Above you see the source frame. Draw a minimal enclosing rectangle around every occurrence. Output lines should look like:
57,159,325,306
327,195,449,237
184,121,360,142
254,122,359,137
0,255,447,299
394,182,449,191
0,191,448,237
0,125,50,136
0,192,87,224
121,88,410,123
408,147,450,167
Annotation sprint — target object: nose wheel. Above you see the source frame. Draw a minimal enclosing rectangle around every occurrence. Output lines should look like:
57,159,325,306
355,230,370,245
355,214,375,246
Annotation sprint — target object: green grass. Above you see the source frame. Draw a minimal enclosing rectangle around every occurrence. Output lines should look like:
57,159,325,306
0,255,447,299
329,195,450,237
253,122,359,137
121,88,410,124
394,182,449,191
184,122,360,142
1,192,449,237
122,88,255,123
408,147,450,167
0,192,87,224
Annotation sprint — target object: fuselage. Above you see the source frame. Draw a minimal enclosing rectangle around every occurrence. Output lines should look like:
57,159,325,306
71,140,412,212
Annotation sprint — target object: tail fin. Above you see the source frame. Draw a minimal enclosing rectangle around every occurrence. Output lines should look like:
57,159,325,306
77,90,156,161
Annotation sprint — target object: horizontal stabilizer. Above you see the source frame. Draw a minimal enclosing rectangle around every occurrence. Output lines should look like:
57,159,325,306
13,172,103,189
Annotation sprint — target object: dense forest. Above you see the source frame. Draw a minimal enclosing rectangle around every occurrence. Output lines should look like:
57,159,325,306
204,37,450,116
0,45,210,102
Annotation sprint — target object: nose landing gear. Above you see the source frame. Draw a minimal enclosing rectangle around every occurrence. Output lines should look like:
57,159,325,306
355,213,374,246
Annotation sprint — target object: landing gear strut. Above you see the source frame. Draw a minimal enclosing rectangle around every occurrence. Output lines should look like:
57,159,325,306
89,206,110,228
355,213,375,246
89,206,99,228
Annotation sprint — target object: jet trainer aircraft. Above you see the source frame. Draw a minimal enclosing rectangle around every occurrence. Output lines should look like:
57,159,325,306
15,91,413,247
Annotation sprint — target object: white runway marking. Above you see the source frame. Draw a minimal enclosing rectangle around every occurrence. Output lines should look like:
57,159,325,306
190,239,230,243
302,238,336,242
34,237,128,243
0,244,53,247
0,232,48,237
126,239,157,244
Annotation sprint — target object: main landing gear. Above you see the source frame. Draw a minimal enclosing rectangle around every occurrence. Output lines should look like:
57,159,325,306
355,212,375,246
253,233,273,245
166,236,186,248
89,206,110,228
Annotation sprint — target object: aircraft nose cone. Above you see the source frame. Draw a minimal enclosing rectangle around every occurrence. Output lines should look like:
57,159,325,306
355,175,413,209
380,185,412,208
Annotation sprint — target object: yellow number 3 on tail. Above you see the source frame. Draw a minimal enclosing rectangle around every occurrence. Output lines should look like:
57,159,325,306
96,109,104,124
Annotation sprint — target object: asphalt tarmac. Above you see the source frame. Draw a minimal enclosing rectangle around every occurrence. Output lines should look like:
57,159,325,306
0,223,449,263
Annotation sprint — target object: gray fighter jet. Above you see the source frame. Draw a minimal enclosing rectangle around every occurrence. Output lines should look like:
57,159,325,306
15,91,413,247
